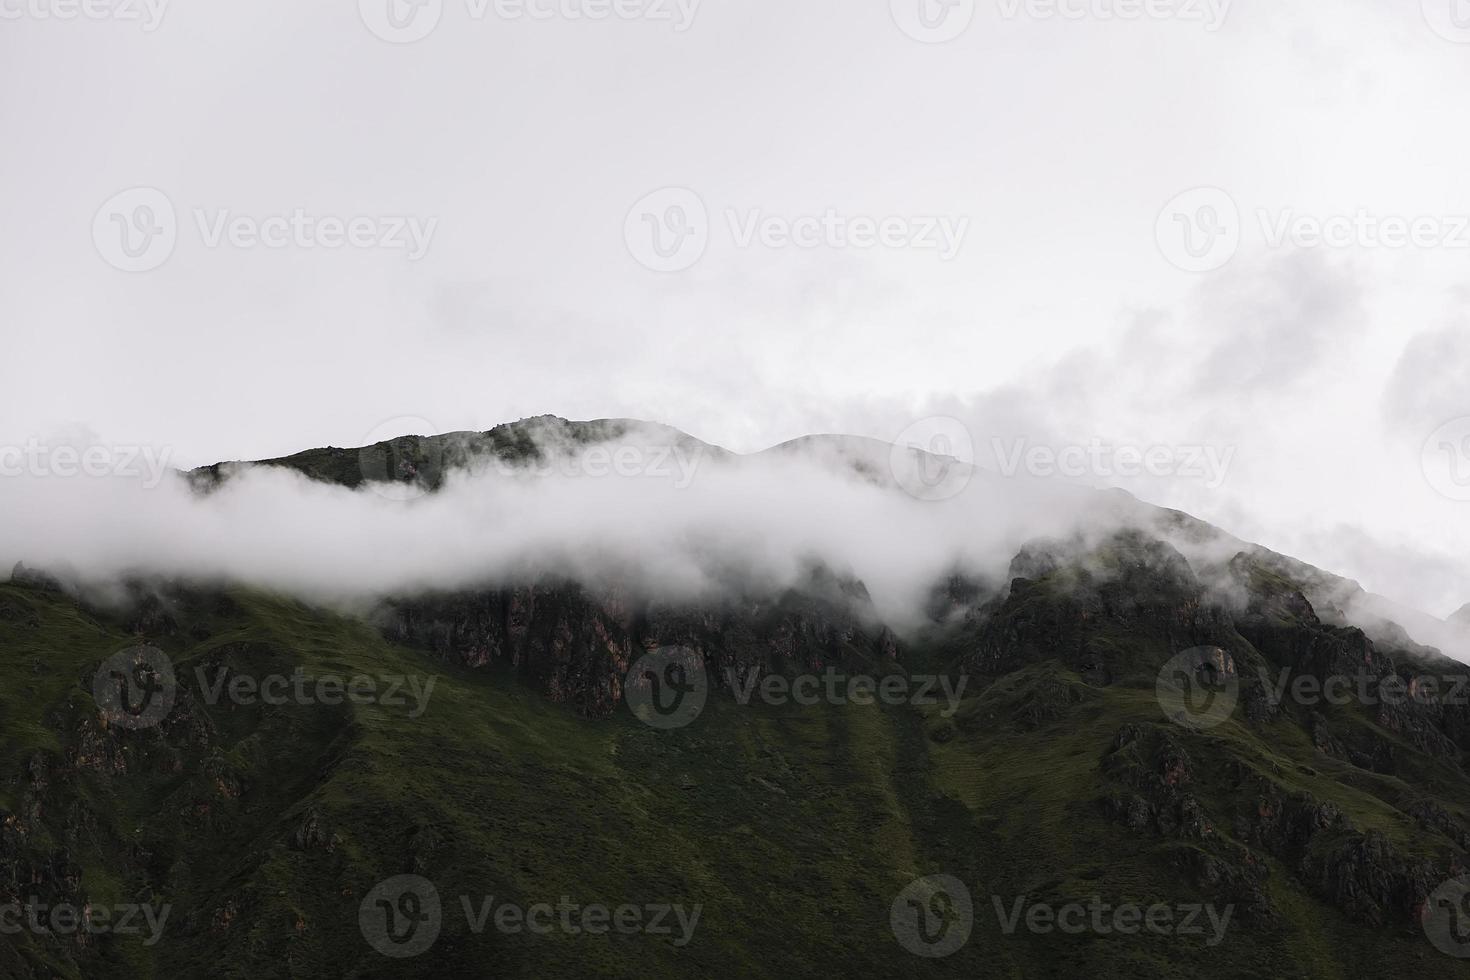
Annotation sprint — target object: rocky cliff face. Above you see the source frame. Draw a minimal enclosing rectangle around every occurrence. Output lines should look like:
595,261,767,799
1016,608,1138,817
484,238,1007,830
379,566,902,719
936,528,1470,936
368,522,1470,939
7,423,1470,975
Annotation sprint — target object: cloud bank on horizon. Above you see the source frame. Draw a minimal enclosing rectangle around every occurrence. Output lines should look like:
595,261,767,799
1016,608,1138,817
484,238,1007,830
0,424,1128,628
2,418,1466,668
0,1,1467,621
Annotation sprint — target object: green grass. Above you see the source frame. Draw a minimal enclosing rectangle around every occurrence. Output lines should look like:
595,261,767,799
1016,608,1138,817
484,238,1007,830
3,583,1470,977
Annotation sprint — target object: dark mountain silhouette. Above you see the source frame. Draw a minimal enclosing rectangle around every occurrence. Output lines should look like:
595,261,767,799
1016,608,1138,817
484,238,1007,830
4,417,1470,977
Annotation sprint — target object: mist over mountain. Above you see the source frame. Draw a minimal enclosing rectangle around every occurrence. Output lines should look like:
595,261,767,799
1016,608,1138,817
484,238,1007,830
9,2,1470,976
5,415,1463,664
6,417,1470,975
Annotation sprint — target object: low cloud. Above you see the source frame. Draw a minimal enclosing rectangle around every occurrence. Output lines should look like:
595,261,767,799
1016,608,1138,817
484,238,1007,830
0,423,1153,634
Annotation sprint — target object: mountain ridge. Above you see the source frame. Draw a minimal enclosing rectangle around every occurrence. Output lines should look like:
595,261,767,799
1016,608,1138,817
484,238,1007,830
192,415,1469,664
5,416,1470,975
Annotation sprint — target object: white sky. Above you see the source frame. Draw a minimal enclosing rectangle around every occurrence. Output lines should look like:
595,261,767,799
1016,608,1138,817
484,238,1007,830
2,0,1469,614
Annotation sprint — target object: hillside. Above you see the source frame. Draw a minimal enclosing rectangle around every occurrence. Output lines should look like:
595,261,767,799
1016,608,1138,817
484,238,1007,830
3,420,1470,977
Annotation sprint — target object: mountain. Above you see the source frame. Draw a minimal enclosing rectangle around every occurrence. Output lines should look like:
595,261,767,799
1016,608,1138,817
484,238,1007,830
4,418,1470,977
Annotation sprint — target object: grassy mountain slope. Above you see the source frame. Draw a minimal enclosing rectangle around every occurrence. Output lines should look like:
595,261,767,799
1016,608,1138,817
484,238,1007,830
4,419,1470,976
3,560,1470,976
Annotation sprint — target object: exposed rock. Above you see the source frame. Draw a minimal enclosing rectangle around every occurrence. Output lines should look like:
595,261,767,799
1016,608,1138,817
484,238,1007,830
382,568,899,718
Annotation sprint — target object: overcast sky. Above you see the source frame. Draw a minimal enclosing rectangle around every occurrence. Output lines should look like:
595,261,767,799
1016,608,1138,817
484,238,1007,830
2,0,1469,616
